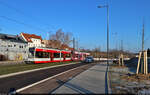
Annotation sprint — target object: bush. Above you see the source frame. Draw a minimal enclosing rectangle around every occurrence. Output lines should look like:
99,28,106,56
0,54,7,61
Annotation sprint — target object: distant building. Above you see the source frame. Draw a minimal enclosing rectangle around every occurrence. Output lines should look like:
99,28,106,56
20,33,45,48
42,40,61,49
0,33,28,60
42,39,74,50
60,44,71,50
42,40,49,48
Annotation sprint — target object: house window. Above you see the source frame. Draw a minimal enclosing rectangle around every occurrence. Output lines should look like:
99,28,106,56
19,46,23,48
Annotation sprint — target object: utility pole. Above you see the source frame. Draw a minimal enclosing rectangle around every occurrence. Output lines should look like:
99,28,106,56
136,18,148,75
76,40,78,51
73,37,75,50
116,40,118,50
142,19,144,52
113,32,118,51
141,18,145,73
72,37,75,59
107,3,109,66
121,40,123,53
98,2,109,66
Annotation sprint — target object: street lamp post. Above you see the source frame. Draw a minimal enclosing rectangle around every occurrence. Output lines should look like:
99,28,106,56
98,4,109,66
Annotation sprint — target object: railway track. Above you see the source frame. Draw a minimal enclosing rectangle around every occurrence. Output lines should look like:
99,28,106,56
0,62,88,93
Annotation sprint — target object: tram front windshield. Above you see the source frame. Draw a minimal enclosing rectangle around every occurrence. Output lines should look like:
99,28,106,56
28,48,35,58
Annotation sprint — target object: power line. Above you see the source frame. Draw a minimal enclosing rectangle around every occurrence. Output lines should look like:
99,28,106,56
0,0,56,30
0,1,25,15
0,16,46,32
0,0,39,23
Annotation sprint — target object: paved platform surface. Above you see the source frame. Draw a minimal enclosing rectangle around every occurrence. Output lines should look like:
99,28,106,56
52,63,107,94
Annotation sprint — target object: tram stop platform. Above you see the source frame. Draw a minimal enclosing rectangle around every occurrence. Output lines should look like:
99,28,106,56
52,63,110,94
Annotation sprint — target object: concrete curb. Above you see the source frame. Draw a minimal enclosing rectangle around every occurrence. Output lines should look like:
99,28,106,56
0,62,80,79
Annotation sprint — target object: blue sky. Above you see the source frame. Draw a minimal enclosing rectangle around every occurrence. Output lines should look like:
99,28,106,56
0,0,150,52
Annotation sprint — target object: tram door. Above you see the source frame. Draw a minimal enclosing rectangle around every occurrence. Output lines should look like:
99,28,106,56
63,53,66,61
51,53,54,61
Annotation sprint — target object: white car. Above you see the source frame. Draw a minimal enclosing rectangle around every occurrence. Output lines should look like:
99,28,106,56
84,56,94,63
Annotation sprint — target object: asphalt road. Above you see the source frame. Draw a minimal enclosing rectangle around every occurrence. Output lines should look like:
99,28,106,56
0,62,88,93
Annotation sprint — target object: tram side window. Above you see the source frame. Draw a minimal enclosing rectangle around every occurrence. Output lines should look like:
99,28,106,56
84,54,86,58
79,55,82,58
61,53,64,58
43,52,50,58
36,51,50,58
54,53,60,58
66,53,71,58
76,54,78,58
36,51,42,58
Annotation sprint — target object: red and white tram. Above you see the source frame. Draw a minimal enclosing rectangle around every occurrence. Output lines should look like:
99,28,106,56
27,47,71,64
26,47,90,64
71,51,90,61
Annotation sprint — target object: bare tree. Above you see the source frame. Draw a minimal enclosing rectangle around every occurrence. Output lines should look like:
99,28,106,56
55,29,64,42
48,29,73,49
63,32,72,45
93,47,101,58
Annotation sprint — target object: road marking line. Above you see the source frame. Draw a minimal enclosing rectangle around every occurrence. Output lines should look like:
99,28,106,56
0,62,79,79
16,64,86,93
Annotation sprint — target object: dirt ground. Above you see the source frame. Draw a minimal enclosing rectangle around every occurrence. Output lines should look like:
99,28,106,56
109,64,150,94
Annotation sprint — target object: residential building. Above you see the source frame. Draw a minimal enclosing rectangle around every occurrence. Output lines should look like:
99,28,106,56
0,33,28,61
20,33,45,48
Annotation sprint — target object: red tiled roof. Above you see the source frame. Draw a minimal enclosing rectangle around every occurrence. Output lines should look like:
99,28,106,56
21,33,42,42
69,48,74,51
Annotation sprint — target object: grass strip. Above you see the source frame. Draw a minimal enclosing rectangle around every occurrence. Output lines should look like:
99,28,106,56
0,61,76,76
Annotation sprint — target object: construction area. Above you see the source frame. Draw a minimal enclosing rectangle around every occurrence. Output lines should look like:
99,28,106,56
109,48,150,94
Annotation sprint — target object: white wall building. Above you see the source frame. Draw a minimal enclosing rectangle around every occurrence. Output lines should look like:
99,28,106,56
20,33,45,48
0,33,28,60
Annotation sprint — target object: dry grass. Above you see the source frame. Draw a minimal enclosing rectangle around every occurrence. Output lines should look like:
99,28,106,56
121,73,150,82
0,61,74,76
